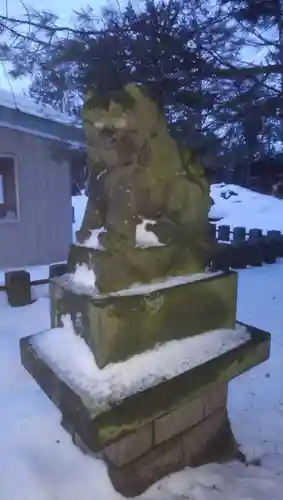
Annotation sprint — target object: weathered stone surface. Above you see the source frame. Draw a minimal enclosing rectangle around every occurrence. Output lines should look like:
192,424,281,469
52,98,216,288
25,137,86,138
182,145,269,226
68,243,214,295
107,435,183,497
20,337,61,408
107,408,240,497
20,338,98,448
204,383,228,417
103,424,153,467
20,323,270,452
73,83,215,294
50,270,237,367
181,407,239,466
49,279,64,328
254,338,271,361
154,395,205,445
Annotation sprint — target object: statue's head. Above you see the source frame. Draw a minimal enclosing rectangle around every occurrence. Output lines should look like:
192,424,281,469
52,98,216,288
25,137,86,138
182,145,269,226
82,83,166,169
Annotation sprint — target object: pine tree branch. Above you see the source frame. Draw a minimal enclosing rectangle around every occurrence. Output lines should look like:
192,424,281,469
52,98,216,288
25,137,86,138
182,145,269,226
1,7,283,82
179,63,283,79
236,18,278,47
0,13,122,38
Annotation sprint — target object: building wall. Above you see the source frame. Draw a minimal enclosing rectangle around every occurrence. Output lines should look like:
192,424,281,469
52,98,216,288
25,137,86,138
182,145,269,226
0,126,72,268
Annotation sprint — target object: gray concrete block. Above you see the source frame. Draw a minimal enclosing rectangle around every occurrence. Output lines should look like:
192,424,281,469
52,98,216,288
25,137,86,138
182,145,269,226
155,395,205,445
107,436,183,497
103,424,153,466
204,383,228,417
181,407,229,464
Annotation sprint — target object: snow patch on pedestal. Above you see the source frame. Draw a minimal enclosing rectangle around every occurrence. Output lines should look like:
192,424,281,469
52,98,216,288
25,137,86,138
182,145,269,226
78,228,106,249
31,316,250,415
71,264,96,290
110,270,222,297
135,219,164,248
65,270,222,298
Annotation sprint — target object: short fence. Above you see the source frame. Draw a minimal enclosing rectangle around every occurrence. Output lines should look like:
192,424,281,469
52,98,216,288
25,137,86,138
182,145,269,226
211,225,283,271
1,226,283,307
1,263,68,307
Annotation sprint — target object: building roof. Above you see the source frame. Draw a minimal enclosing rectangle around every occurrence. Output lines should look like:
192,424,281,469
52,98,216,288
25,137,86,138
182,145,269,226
0,88,84,145
0,88,76,126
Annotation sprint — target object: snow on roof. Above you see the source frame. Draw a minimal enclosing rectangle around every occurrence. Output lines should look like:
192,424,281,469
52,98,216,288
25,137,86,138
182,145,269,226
0,87,78,127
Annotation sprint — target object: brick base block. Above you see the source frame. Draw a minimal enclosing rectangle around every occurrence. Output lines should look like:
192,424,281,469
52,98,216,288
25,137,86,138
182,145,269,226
106,407,240,497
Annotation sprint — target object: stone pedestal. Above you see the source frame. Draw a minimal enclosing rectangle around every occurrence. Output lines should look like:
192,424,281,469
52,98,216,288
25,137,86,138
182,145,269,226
20,319,270,497
50,270,237,368
19,263,271,497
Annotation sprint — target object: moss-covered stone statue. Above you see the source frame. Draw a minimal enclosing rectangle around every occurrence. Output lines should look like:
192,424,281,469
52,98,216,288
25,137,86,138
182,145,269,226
71,83,215,293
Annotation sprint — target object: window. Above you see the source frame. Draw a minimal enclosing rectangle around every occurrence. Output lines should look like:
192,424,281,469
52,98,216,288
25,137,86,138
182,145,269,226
0,157,18,221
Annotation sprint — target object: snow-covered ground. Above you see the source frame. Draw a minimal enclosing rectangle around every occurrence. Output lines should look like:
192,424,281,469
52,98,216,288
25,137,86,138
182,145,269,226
1,182,282,284
210,183,283,233
73,184,283,237
0,184,283,499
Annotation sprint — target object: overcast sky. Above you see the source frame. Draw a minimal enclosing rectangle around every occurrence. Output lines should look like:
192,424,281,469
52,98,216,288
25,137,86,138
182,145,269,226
0,0,105,92
0,0,265,94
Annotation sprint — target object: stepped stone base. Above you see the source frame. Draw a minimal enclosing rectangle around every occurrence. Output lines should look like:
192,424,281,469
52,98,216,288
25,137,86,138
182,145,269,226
49,270,237,368
106,405,239,497
20,323,270,497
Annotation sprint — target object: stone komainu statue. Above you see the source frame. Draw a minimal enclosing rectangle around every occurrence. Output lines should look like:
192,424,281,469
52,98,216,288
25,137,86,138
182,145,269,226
73,83,215,293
